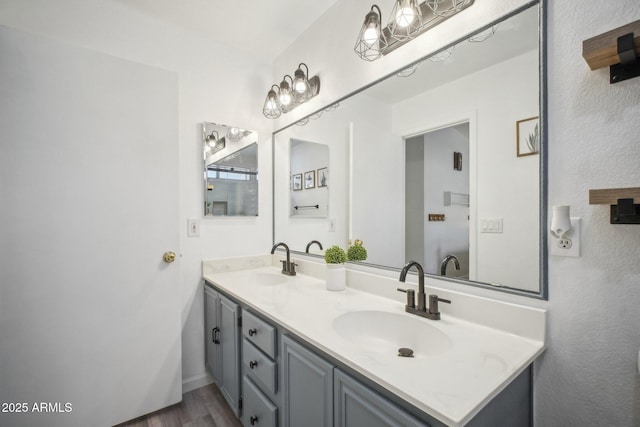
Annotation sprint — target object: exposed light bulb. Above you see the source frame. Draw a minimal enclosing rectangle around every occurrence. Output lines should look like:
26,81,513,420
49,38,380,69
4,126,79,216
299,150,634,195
396,7,415,28
280,91,292,106
294,79,307,94
363,25,380,46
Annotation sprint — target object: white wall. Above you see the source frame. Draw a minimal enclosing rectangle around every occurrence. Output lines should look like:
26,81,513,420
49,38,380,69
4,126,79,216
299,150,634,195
0,0,273,395
273,0,640,425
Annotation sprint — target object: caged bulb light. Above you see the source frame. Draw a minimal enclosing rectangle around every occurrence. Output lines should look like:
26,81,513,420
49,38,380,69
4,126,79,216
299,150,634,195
293,63,312,103
354,5,387,62
262,85,282,119
388,0,422,42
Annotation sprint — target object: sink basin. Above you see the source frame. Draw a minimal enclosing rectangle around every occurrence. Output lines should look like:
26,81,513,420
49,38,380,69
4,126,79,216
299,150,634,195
252,272,288,286
332,310,452,357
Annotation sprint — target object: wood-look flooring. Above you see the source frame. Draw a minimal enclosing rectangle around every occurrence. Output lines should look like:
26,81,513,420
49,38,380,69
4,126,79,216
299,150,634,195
115,384,242,427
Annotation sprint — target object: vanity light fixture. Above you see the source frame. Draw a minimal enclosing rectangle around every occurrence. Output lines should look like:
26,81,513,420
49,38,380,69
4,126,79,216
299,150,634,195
293,63,313,103
396,61,422,77
263,85,283,119
429,46,455,62
203,129,226,155
388,0,423,42
279,75,294,113
226,127,251,142
354,0,474,62
262,65,320,119
426,0,473,17
469,24,499,43
354,5,388,61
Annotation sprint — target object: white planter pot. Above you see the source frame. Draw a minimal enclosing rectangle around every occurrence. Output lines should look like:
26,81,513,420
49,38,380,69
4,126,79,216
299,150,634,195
326,264,346,291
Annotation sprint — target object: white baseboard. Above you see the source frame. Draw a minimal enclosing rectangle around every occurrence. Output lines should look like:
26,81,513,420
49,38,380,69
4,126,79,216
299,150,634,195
182,372,212,394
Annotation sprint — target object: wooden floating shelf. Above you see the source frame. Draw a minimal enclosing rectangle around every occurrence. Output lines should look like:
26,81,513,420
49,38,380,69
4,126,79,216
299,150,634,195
589,187,640,205
582,20,640,71
590,187,640,225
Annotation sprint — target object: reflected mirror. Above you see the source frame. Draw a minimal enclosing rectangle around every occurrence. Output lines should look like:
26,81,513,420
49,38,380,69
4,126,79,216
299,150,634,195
290,139,329,218
273,2,546,297
203,122,258,216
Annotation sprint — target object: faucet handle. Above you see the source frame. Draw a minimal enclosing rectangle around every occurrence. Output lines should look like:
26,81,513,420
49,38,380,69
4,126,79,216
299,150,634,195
397,288,415,309
428,294,451,318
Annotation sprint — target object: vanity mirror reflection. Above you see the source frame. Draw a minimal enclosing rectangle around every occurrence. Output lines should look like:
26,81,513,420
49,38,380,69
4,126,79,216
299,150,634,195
273,2,546,297
203,122,258,216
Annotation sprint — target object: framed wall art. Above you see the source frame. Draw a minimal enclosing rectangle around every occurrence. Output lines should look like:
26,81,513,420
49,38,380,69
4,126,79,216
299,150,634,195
304,170,315,189
516,116,540,157
292,173,302,191
317,167,328,187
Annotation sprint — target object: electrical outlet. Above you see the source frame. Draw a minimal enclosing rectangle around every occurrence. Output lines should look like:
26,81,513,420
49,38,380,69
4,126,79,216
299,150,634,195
328,218,335,232
558,238,572,249
550,218,580,257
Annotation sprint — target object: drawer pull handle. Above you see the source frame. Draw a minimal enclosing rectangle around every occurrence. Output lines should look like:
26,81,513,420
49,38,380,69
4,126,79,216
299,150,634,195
212,327,220,344
250,415,259,425
249,360,258,369
248,328,257,336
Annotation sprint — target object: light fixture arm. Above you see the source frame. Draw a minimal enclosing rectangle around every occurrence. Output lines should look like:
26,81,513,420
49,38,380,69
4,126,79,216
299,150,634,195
297,63,309,76
370,4,382,20
281,74,293,86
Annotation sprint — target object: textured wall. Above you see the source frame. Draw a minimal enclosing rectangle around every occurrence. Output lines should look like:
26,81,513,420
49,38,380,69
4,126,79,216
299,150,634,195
537,0,640,425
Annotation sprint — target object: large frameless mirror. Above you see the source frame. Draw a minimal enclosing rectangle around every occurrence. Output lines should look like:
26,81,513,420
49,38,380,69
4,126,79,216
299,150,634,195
273,2,547,298
203,122,259,217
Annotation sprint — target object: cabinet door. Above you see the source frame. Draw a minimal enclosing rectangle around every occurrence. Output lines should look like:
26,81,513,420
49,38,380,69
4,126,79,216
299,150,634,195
219,294,241,416
282,335,334,427
204,287,221,382
334,370,429,427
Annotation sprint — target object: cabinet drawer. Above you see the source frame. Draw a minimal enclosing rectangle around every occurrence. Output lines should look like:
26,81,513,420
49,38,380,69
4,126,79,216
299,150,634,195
242,376,278,427
243,310,277,358
243,338,277,394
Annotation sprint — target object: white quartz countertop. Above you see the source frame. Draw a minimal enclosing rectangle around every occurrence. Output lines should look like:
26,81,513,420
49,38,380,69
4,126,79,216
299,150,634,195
202,257,546,426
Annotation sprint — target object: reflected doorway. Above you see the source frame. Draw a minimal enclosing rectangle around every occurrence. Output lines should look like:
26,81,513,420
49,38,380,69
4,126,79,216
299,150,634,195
405,122,470,278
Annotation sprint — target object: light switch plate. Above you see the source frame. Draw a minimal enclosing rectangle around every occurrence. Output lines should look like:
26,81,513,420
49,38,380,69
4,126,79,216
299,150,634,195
188,218,200,237
480,218,503,233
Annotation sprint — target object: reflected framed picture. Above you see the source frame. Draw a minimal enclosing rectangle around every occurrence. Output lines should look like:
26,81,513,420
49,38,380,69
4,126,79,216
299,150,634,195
516,116,540,157
317,167,328,187
304,170,315,189
292,173,302,191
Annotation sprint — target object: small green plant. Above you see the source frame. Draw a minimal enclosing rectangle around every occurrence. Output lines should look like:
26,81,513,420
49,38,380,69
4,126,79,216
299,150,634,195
324,245,347,264
347,239,367,262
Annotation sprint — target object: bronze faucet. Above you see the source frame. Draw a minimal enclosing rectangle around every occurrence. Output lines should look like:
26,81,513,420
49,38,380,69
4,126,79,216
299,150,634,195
398,260,450,320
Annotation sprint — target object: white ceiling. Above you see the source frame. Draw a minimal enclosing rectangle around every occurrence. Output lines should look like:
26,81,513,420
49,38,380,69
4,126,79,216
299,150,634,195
111,0,340,61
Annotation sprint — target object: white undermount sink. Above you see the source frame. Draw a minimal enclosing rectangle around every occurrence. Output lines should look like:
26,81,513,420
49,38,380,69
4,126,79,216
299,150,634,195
253,272,288,286
332,310,453,357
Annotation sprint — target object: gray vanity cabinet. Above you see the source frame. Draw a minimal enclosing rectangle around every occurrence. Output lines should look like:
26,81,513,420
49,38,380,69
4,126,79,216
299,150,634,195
334,369,430,427
204,286,241,416
281,335,334,427
204,281,531,427
241,310,279,427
